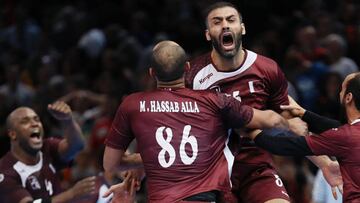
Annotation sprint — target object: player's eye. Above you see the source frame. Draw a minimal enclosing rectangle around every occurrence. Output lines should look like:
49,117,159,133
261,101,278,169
20,118,30,125
34,116,40,122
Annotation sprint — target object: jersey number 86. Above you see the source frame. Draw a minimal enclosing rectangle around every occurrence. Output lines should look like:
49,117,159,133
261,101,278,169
156,125,198,168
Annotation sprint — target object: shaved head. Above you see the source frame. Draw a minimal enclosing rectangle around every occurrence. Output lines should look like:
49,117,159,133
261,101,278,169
6,107,34,130
151,40,187,82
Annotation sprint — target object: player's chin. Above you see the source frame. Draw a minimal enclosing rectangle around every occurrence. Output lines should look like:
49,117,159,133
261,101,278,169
220,49,237,58
30,142,43,151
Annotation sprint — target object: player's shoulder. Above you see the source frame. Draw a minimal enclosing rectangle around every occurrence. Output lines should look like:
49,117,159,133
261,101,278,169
0,153,17,175
251,50,279,71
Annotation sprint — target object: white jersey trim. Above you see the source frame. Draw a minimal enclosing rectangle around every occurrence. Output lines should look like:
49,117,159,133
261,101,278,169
193,50,257,90
223,129,234,187
13,152,43,187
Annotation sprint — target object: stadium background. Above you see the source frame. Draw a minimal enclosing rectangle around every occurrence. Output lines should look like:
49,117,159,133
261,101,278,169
0,0,359,202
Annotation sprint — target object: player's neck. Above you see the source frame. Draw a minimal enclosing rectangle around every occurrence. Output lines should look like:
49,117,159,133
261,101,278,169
346,105,360,124
211,48,245,71
157,77,185,89
11,145,40,165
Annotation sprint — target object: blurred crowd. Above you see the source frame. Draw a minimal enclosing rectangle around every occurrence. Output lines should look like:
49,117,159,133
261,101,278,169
0,0,359,202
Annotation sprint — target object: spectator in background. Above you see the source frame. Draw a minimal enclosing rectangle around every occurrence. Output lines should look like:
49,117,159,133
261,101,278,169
315,72,343,119
0,61,35,107
322,33,358,79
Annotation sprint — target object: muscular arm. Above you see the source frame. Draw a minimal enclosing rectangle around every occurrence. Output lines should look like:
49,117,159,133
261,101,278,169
246,109,289,130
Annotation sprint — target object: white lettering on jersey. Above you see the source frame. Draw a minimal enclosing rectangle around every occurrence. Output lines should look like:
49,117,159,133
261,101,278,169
248,81,255,93
140,101,146,112
156,127,176,168
147,101,199,113
45,179,53,195
232,91,241,102
156,125,198,168
0,174,4,183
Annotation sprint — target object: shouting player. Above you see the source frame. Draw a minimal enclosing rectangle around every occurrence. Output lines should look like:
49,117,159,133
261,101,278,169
186,2,342,202
0,101,97,202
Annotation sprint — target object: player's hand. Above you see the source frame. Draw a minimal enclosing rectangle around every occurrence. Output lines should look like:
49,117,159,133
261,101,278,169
70,176,97,199
280,95,306,118
321,160,343,199
288,117,308,136
120,169,143,192
48,101,73,121
103,175,136,203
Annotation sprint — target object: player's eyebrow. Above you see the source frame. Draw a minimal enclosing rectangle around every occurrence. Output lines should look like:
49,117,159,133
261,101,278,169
211,15,236,21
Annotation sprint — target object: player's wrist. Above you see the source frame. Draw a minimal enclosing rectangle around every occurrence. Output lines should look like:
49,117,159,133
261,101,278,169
298,109,306,118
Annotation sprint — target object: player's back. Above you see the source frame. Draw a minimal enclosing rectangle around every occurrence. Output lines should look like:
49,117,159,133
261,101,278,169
121,88,246,202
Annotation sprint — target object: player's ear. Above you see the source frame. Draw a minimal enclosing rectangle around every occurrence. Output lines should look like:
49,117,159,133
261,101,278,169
205,29,211,41
241,23,246,35
184,62,191,73
149,67,156,79
345,92,353,104
8,130,16,141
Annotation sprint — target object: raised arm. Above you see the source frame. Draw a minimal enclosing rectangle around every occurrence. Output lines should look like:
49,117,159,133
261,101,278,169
48,101,84,162
48,101,85,161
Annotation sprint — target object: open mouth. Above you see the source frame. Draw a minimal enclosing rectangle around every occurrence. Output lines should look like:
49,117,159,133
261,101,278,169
221,32,235,50
222,32,234,46
30,132,41,139
30,129,42,143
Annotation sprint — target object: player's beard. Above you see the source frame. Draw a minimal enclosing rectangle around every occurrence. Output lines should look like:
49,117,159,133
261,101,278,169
18,137,42,156
211,30,242,59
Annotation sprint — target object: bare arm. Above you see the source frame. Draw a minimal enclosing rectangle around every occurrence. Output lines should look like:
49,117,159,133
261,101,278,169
103,146,143,173
246,109,289,130
48,101,85,162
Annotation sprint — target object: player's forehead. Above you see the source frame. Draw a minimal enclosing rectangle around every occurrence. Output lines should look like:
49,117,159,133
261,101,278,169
207,6,240,21
11,107,38,121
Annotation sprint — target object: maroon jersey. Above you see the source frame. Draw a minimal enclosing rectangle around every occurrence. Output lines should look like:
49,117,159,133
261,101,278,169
105,88,253,202
305,120,360,202
186,50,289,165
0,138,68,202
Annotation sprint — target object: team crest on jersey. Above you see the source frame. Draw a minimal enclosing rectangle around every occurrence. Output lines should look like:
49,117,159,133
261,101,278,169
0,174,4,182
28,175,41,190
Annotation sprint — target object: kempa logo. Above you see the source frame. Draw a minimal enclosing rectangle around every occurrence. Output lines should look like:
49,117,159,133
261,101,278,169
199,73,213,84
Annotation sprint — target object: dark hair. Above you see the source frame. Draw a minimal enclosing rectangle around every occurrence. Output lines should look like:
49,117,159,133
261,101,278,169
150,41,187,82
203,1,242,28
345,73,360,110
